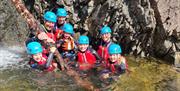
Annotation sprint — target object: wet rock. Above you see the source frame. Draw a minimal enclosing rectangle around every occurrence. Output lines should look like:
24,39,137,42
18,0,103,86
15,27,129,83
174,52,180,67
0,0,28,46
63,0,73,6
2,0,180,63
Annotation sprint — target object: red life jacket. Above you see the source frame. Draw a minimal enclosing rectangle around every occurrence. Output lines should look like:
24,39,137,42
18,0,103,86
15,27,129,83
77,50,96,70
40,24,56,42
29,54,56,71
109,56,128,73
46,33,56,42
54,28,63,40
42,46,48,55
97,41,112,67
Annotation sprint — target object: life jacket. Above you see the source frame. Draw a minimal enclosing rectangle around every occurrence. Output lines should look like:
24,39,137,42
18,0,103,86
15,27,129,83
54,28,63,40
54,22,65,40
29,54,56,71
41,24,57,42
97,41,112,67
109,56,128,73
77,49,96,70
46,32,56,42
42,46,48,55
60,36,75,51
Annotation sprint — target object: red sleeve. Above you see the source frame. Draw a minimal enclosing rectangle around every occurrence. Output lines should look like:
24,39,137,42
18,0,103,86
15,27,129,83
54,29,63,40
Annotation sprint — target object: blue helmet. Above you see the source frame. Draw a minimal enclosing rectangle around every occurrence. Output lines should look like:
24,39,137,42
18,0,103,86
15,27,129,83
78,35,89,44
26,42,43,55
62,23,74,34
100,26,112,34
43,11,57,23
108,44,122,55
57,8,67,17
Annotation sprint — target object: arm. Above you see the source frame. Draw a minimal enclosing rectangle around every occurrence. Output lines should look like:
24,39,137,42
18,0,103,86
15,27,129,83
29,59,46,70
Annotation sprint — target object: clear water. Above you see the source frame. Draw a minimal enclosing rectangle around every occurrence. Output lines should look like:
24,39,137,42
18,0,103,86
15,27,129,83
0,46,179,91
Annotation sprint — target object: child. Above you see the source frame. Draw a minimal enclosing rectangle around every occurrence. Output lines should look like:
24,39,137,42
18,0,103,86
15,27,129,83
100,44,128,82
55,8,68,40
38,11,63,43
27,41,58,71
56,8,67,29
57,23,76,61
97,26,113,68
76,35,102,71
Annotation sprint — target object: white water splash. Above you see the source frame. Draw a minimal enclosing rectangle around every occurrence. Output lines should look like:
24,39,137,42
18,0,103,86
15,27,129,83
0,46,27,70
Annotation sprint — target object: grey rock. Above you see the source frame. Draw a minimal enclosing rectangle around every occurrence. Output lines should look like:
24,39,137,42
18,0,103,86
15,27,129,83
0,0,28,46
2,0,180,64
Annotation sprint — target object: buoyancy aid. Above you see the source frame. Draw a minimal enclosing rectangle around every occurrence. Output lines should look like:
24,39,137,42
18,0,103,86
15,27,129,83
54,28,63,40
42,46,48,55
40,24,56,41
29,54,56,71
46,32,56,42
77,49,96,70
54,22,65,40
109,56,128,74
59,36,75,51
97,41,112,67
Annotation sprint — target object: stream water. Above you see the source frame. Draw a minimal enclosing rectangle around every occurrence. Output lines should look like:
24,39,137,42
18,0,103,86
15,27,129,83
0,46,179,91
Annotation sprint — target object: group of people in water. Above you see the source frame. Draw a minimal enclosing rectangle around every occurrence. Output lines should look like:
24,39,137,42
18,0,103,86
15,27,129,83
25,7,128,84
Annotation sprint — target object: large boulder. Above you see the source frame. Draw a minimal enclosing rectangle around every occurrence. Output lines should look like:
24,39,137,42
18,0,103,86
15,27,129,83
0,0,28,46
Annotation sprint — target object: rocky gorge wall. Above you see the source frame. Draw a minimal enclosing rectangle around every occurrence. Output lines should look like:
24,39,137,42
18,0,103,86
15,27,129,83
0,0,28,46
1,0,180,63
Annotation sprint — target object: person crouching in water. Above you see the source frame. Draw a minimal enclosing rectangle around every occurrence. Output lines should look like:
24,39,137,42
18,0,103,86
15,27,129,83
38,11,63,43
97,26,113,68
99,44,128,84
55,8,68,40
57,23,76,63
76,36,102,76
27,42,58,72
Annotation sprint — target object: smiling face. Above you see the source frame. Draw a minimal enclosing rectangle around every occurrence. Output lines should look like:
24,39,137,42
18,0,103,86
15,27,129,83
44,21,55,31
101,33,111,42
78,44,89,52
32,53,43,62
109,54,121,63
57,16,66,25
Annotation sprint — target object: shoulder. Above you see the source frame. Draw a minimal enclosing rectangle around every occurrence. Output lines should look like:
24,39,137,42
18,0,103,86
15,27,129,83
88,47,96,53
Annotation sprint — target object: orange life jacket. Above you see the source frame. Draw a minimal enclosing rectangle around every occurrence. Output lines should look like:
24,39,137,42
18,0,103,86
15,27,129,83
60,36,75,51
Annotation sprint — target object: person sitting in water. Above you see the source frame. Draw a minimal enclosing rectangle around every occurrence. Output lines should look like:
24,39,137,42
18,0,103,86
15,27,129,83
54,8,68,40
38,11,63,43
99,43,128,83
26,41,58,71
36,11,66,70
76,36,102,75
57,23,77,62
97,26,114,68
